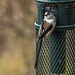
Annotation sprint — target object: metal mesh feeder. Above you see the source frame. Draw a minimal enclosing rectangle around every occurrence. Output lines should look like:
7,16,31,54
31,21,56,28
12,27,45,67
35,0,75,75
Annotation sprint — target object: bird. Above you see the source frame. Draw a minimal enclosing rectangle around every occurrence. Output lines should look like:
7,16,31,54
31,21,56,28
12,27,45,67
37,12,56,43
35,12,56,68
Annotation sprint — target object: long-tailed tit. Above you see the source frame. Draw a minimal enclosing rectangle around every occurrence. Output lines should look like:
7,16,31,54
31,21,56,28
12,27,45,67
35,12,56,68
37,12,56,42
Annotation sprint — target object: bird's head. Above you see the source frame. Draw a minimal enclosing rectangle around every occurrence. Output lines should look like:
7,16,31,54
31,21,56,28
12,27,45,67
44,12,56,25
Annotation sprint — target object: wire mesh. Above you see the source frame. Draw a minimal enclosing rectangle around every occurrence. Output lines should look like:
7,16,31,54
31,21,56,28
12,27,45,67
35,25,75,75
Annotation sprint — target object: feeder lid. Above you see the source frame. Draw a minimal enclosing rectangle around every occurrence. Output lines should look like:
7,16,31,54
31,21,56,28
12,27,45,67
36,0,75,3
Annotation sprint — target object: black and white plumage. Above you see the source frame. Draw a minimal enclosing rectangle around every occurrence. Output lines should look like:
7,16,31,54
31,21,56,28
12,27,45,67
35,12,56,68
37,12,56,42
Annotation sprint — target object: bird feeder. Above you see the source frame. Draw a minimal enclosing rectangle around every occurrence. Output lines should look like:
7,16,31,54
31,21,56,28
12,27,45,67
35,0,75,75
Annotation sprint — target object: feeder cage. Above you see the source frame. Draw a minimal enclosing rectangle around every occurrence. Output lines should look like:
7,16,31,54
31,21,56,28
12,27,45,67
35,0,75,75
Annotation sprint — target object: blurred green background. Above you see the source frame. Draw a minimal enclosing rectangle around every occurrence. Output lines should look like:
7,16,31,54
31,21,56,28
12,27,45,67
0,0,37,75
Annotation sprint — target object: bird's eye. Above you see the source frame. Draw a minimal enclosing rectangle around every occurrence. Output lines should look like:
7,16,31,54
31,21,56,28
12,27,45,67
45,14,47,16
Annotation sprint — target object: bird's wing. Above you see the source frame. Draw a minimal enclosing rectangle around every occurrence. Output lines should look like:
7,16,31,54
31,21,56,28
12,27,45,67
43,21,50,29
